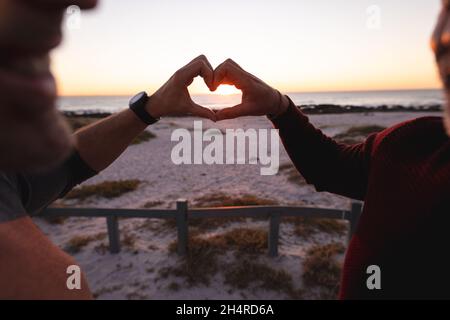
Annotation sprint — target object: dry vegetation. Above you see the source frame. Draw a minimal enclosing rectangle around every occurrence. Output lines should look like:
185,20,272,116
159,227,304,298
159,234,225,286
40,215,69,225
162,193,278,232
65,179,141,201
93,284,123,299
278,163,307,186
194,193,278,207
122,231,138,253
161,229,264,283
283,216,348,239
64,233,107,254
224,259,303,299
333,125,386,144
142,200,164,208
131,131,157,145
40,200,70,224
302,242,346,299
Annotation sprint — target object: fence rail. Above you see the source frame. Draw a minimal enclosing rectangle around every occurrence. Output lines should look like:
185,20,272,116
42,200,363,257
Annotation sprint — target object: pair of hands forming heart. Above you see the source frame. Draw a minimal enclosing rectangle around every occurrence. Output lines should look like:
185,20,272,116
147,55,290,122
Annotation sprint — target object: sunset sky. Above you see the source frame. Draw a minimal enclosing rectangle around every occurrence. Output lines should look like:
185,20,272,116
53,0,443,96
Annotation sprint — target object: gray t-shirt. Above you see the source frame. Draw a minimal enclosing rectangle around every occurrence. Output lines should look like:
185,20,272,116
0,151,97,223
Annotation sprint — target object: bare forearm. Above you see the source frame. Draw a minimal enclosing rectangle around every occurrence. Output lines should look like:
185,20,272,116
73,55,217,172
74,109,147,172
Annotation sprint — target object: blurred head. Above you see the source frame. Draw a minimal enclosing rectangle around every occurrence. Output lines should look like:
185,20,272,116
0,0,97,171
432,0,450,136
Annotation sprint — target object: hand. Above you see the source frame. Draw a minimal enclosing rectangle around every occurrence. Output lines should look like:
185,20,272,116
148,55,216,121
212,59,289,121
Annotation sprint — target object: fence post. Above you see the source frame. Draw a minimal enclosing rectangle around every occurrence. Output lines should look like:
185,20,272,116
348,201,363,244
268,212,281,257
176,199,189,256
106,216,120,254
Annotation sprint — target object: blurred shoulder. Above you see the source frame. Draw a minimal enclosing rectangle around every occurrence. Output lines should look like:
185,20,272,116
370,116,449,157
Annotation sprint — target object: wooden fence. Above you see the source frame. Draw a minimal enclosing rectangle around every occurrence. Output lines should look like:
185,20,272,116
41,200,363,257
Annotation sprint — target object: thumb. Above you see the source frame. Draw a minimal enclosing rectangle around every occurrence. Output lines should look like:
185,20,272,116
189,103,217,122
215,104,251,121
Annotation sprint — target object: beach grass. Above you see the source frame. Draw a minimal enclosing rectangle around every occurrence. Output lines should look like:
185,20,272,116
223,259,303,299
131,130,157,145
160,193,278,232
161,227,304,298
283,216,348,238
65,179,141,201
121,231,139,253
142,200,164,208
160,228,267,287
41,201,69,224
302,242,346,299
64,233,107,254
279,163,307,186
160,235,222,286
169,228,268,256
194,193,278,207
334,125,386,144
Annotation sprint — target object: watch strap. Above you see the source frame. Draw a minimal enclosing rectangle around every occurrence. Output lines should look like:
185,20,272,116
129,92,159,125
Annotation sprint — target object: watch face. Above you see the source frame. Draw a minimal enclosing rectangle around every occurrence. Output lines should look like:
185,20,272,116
130,91,146,105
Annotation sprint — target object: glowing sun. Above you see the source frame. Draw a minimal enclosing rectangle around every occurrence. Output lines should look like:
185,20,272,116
215,85,241,95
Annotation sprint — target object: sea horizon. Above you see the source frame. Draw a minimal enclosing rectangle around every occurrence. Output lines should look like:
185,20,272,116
58,88,445,115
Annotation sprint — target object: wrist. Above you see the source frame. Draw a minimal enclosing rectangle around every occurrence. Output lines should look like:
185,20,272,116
129,91,160,125
145,94,163,119
268,91,289,119
278,95,290,116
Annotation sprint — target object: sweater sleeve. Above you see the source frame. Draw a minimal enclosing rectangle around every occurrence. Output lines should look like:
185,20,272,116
271,97,376,201
19,150,98,215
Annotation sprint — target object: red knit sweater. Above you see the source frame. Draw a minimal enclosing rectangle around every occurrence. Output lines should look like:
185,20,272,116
271,100,450,299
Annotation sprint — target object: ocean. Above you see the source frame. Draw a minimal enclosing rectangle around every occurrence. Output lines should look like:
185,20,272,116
58,89,445,114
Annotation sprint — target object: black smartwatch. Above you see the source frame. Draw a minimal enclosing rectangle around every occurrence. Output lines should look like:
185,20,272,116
129,91,160,125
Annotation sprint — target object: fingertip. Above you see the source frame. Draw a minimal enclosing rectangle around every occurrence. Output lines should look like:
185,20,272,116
206,80,214,92
214,112,226,122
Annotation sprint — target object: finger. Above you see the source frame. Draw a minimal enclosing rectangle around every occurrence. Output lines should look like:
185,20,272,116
189,103,217,122
198,57,215,90
179,58,214,89
224,58,243,70
215,104,253,121
213,61,248,91
195,54,214,71
224,58,266,83
186,55,214,84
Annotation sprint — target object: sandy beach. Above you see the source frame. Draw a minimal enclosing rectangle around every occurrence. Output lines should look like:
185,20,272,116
34,111,440,300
